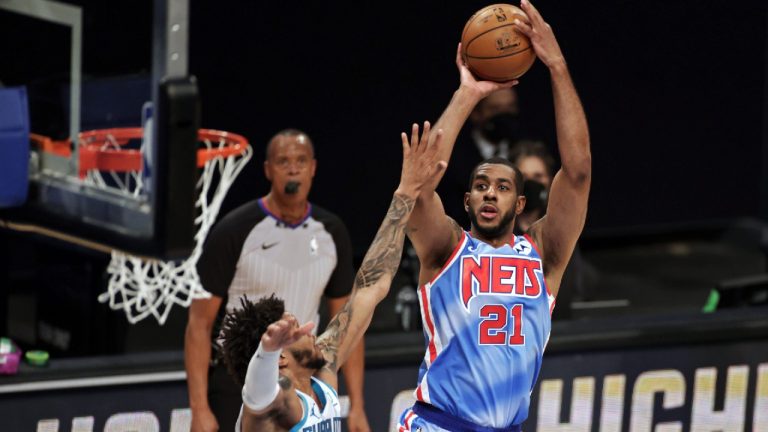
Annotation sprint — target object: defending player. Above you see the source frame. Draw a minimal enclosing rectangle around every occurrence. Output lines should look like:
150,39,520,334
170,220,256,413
221,123,446,431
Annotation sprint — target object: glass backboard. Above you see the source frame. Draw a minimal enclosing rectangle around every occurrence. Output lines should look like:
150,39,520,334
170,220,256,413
0,0,199,260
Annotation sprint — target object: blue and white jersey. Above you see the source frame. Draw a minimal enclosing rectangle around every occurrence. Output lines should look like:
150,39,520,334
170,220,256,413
235,376,342,432
414,232,555,428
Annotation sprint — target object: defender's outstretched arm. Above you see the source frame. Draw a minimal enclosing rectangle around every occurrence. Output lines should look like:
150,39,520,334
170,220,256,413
315,122,447,386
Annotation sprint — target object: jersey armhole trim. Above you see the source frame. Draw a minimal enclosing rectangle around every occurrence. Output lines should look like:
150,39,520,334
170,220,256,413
522,233,542,257
424,232,469,287
288,392,309,432
523,233,553,297
311,376,339,398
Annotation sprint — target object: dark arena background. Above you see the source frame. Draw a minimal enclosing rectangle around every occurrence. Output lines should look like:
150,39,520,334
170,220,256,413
1,0,767,431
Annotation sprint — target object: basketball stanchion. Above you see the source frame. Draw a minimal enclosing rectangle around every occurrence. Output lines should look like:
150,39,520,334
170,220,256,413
31,128,253,324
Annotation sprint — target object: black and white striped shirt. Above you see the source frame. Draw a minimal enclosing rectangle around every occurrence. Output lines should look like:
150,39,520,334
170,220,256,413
198,198,354,339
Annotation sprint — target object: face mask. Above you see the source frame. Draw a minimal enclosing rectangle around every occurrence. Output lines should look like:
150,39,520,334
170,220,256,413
522,179,548,214
481,112,522,144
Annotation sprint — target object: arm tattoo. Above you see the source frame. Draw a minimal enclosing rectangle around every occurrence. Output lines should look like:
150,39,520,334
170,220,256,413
317,193,415,371
354,194,413,288
448,217,463,240
318,301,349,372
278,375,292,391
433,217,464,264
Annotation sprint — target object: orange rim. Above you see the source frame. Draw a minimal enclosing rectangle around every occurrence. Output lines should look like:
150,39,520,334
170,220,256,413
30,133,72,158
196,129,250,168
32,128,250,175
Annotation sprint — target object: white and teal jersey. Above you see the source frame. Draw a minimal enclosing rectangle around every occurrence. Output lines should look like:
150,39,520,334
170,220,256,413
290,377,342,432
235,376,342,432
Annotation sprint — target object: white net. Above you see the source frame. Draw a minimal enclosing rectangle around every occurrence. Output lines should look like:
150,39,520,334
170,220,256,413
88,131,252,324
81,131,146,197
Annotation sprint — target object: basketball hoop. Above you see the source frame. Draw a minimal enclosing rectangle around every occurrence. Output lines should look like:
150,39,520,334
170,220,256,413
31,128,253,324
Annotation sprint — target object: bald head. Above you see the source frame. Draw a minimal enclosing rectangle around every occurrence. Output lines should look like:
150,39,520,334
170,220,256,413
266,129,315,160
263,129,317,200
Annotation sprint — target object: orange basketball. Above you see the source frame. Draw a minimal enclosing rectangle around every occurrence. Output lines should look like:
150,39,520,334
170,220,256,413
461,4,537,82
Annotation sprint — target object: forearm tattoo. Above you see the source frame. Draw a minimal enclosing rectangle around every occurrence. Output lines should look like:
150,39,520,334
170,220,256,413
318,193,415,372
354,193,413,288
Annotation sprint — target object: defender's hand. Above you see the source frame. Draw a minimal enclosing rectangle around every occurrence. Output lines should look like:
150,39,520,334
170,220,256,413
260,313,315,352
397,121,447,197
513,0,566,69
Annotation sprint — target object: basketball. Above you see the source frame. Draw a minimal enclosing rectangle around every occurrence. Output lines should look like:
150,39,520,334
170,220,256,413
461,4,537,82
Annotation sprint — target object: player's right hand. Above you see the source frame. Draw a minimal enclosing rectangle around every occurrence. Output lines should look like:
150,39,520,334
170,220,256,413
456,42,519,99
513,0,565,70
190,407,219,432
261,313,315,352
398,121,446,197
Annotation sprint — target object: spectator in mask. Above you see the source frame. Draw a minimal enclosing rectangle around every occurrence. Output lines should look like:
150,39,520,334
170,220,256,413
509,140,555,233
469,87,525,160
510,140,592,319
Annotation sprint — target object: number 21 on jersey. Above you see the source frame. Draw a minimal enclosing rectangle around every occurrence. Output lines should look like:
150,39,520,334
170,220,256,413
478,304,525,346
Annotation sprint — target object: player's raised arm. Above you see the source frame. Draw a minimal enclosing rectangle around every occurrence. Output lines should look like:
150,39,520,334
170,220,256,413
515,0,591,296
316,123,446,384
407,44,518,275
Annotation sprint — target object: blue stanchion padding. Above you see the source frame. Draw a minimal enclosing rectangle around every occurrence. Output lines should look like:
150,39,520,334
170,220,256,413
0,86,30,207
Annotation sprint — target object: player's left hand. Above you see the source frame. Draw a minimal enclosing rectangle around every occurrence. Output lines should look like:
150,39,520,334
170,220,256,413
513,0,566,69
260,313,315,352
346,404,371,432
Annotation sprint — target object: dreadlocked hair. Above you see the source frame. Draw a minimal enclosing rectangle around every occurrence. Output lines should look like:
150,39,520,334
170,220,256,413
220,294,285,386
